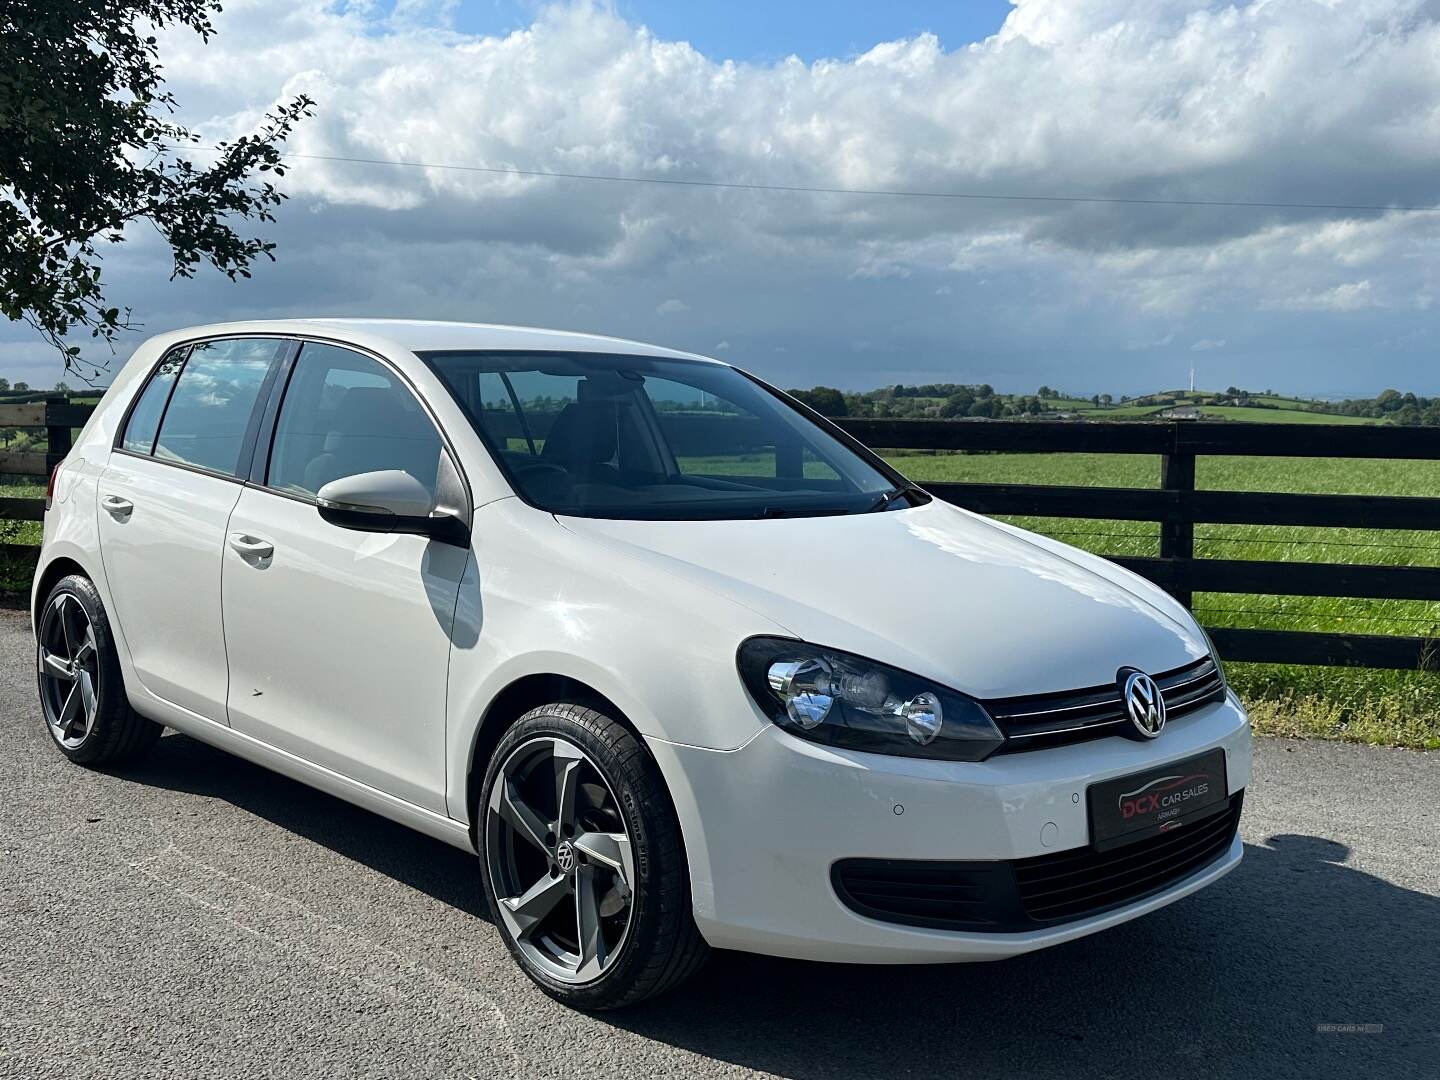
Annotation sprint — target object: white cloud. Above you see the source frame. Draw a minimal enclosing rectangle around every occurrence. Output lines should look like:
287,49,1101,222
164,2,1440,262
1190,338,1226,351
10,0,1440,394
1273,279,1383,312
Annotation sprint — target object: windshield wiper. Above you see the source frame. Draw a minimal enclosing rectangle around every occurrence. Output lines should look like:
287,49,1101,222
863,484,917,513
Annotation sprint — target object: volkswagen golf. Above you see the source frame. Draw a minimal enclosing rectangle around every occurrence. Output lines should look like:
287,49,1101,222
32,319,1251,1008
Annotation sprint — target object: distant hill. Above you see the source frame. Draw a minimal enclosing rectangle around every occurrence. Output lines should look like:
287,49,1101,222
788,383,1422,425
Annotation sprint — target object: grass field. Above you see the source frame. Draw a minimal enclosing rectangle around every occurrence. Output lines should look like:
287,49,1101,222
1191,406,1376,424
886,450,1440,749
1094,404,1170,417
0,422,71,560
1054,389,1383,425
0,478,43,599
1078,403,1381,424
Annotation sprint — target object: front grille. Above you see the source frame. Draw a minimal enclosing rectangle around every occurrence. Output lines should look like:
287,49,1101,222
1014,793,1242,922
986,656,1226,753
832,792,1242,933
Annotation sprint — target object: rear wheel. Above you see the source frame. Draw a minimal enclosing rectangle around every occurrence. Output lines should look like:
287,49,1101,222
478,703,707,1009
37,575,161,765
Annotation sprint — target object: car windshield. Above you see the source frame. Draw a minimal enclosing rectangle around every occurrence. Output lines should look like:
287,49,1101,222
419,351,904,520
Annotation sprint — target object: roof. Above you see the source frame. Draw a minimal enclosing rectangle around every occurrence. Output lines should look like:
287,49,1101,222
155,318,720,364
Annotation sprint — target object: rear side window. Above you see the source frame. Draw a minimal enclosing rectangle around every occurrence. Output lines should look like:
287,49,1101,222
121,348,186,454
266,342,443,499
153,338,285,477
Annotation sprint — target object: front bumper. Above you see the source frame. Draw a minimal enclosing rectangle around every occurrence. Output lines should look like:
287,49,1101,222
646,690,1251,964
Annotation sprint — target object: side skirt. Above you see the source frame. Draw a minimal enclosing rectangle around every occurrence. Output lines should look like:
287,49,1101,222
131,692,477,854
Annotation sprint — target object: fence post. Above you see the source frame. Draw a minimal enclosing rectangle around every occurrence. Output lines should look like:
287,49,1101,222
1159,426,1195,609
776,439,803,479
44,395,72,475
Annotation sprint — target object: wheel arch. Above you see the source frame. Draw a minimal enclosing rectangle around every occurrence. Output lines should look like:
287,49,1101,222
464,672,633,844
32,555,90,633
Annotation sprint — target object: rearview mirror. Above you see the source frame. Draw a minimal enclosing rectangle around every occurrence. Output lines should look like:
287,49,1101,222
316,470,468,546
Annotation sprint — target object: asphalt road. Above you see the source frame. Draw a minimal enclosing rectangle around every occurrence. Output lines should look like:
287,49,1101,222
0,608,1435,1079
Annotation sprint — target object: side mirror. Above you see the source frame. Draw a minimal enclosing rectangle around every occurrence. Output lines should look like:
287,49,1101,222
316,470,468,546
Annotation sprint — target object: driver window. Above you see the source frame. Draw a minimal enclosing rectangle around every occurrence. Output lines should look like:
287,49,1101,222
267,342,443,499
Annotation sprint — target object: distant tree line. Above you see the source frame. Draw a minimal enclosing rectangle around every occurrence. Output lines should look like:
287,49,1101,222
788,383,1061,419
1316,389,1440,426
0,378,72,394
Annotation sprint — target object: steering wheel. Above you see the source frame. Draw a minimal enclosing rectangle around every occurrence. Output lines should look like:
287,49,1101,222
510,457,569,478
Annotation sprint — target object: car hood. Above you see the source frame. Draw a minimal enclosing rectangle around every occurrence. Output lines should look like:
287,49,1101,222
558,499,1206,700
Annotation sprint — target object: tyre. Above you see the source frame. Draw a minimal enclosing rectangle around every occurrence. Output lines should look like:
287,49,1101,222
36,574,162,766
478,703,708,1009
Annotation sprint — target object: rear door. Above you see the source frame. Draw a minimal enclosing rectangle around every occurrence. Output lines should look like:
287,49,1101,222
220,341,467,812
96,338,289,721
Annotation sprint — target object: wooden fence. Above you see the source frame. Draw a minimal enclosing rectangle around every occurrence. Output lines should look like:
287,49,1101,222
3,399,1439,669
0,397,85,567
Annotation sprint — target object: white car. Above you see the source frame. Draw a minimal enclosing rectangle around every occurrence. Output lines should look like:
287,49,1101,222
33,319,1251,1008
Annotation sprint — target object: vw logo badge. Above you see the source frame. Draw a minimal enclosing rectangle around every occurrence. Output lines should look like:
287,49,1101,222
1120,669,1166,738
555,839,576,874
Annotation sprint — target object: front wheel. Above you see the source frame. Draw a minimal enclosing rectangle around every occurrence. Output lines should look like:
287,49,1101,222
478,703,708,1009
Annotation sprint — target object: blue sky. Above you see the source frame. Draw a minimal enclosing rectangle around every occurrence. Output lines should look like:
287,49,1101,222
5,0,1439,396
449,1,1015,61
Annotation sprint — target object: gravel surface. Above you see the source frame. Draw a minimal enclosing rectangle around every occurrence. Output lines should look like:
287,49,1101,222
0,608,1434,1078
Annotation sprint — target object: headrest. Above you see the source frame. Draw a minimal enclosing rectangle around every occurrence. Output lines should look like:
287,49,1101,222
335,386,416,435
542,400,619,467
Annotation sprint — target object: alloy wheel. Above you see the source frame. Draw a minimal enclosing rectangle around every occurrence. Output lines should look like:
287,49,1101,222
38,593,100,750
485,735,637,984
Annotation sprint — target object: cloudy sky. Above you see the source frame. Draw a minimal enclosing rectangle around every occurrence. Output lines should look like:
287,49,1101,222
9,0,1440,395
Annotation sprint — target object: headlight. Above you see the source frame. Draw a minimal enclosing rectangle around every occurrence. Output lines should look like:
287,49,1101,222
1197,626,1228,688
738,637,1004,761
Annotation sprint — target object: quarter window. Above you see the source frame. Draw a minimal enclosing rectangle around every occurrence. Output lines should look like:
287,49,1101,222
152,339,285,477
120,347,186,454
266,342,443,499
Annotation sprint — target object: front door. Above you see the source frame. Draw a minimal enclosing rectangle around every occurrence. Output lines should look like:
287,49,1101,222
96,338,286,721
221,341,466,813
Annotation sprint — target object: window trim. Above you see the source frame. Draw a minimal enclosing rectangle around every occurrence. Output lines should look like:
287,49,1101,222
110,335,298,484
113,343,191,457
107,333,472,520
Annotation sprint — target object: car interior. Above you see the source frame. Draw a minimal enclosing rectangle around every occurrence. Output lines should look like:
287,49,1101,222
267,355,445,499
426,358,874,518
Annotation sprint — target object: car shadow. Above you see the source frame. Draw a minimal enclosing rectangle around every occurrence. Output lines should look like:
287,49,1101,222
610,839,1437,1077
112,729,490,920
113,732,1435,1077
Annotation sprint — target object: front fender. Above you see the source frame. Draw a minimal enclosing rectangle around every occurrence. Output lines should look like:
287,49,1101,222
443,500,784,822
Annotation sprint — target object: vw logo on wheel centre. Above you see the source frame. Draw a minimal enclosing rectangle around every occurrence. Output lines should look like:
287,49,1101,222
555,839,576,874
1120,669,1166,738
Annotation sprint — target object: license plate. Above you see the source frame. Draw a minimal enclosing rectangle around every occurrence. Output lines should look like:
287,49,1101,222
1087,749,1228,852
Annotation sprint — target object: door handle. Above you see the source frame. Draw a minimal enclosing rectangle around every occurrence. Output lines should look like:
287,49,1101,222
229,534,275,561
101,494,134,517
